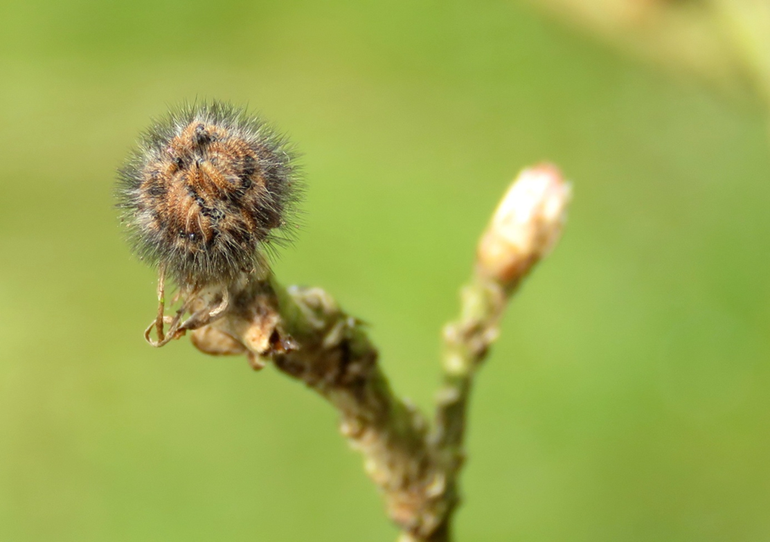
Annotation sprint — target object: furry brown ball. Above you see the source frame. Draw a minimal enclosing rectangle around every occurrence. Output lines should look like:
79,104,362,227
117,101,299,287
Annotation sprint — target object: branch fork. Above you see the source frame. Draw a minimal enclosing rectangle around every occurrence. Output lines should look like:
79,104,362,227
143,163,571,542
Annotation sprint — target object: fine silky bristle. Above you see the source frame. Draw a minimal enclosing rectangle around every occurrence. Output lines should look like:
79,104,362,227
117,100,300,287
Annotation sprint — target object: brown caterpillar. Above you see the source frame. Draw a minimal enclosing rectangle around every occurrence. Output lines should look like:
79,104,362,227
117,100,300,289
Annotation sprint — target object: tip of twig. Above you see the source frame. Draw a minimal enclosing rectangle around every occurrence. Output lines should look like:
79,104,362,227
476,163,571,288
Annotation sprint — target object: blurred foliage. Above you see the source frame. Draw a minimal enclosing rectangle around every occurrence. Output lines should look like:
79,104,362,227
1,0,769,541
528,0,770,106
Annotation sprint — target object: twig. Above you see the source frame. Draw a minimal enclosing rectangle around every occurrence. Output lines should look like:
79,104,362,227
160,164,570,541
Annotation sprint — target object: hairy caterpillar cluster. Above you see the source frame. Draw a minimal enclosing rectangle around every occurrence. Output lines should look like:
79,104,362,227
117,100,299,288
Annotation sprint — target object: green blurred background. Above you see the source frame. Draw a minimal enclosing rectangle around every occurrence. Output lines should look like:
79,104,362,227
1,1,769,541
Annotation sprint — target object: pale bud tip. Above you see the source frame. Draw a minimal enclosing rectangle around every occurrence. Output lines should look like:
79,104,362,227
476,163,571,287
